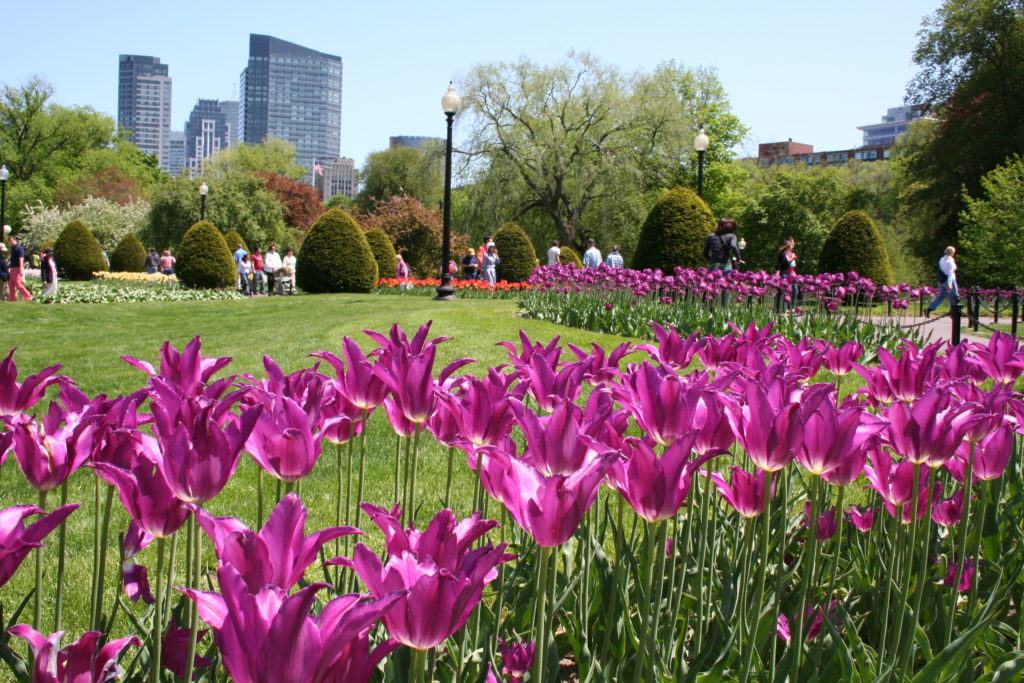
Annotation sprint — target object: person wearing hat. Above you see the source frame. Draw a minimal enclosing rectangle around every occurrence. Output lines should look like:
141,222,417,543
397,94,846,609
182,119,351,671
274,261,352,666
481,242,500,286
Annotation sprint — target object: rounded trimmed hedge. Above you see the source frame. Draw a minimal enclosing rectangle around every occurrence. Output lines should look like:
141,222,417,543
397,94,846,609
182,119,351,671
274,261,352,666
494,222,537,283
110,233,147,272
632,186,715,272
223,230,248,254
297,209,378,293
365,228,397,282
559,245,583,267
54,220,106,280
176,221,237,289
818,210,894,285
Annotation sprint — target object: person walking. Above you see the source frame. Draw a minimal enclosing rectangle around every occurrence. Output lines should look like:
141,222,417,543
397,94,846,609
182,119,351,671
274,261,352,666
926,246,959,317
703,218,742,272
481,242,500,286
280,248,297,295
605,245,624,268
159,250,176,276
145,248,160,274
251,247,265,295
476,235,491,280
264,245,282,294
461,248,478,280
0,244,9,297
40,248,58,298
237,254,253,296
775,237,797,311
583,239,602,268
396,254,410,280
547,240,561,266
7,236,33,302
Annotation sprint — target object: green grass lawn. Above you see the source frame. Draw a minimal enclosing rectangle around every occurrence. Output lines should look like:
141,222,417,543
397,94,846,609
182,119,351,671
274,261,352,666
1,293,638,650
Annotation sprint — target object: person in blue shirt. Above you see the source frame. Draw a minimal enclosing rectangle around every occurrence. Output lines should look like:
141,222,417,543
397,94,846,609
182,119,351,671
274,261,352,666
583,239,602,268
605,245,624,268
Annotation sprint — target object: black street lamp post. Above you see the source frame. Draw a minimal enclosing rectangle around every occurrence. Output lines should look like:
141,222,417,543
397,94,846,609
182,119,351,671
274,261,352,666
693,126,709,198
199,181,209,221
435,83,461,301
0,165,9,239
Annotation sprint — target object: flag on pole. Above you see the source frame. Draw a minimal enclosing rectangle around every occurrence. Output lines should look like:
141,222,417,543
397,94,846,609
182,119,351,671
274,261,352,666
314,163,324,176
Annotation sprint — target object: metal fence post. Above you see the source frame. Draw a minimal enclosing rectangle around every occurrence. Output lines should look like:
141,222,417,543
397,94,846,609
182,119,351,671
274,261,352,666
994,294,999,325
951,294,962,345
1013,287,1020,338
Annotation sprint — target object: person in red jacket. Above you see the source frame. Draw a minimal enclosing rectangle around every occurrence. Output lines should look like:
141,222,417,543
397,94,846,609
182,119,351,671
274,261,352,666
475,235,491,280
251,247,265,295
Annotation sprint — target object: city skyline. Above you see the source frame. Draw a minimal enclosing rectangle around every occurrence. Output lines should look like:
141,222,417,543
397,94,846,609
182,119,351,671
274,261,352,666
8,0,942,173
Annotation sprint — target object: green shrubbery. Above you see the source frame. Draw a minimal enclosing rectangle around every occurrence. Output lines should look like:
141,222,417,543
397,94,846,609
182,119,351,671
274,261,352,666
54,220,107,280
632,186,715,272
175,221,237,289
494,222,537,282
297,209,378,293
223,230,248,254
818,210,894,284
364,228,397,281
559,245,583,267
110,233,147,272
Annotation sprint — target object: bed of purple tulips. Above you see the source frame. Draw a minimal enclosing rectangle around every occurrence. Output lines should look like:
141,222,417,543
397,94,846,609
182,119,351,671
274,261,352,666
0,320,1023,682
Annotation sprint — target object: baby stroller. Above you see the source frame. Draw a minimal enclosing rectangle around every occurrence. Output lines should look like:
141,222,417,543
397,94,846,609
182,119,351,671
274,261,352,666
275,267,295,295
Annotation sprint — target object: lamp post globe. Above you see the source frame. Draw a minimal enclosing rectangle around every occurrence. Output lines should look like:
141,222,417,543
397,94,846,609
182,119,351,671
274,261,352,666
435,83,461,301
199,181,209,222
693,127,709,198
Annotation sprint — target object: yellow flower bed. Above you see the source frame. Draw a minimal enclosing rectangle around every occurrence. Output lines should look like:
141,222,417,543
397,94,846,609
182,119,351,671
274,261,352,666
92,271,178,285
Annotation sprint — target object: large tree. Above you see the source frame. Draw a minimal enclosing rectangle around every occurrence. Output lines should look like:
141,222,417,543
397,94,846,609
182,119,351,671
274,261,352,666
203,139,307,181
458,52,746,253
959,154,1024,286
356,145,443,211
901,0,1024,244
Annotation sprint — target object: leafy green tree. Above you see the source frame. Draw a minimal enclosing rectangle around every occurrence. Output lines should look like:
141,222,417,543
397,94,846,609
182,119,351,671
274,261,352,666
818,210,894,284
176,221,236,289
460,53,746,253
633,186,715,271
53,138,165,206
110,233,147,272
901,0,1024,245
356,145,442,211
325,193,355,210
959,155,1024,287
357,195,442,278
54,220,106,280
203,139,306,180
21,196,150,253
297,209,377,293
144,174,287,250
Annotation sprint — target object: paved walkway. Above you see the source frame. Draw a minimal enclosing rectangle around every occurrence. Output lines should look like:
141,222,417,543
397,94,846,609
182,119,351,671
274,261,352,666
863,313,989,346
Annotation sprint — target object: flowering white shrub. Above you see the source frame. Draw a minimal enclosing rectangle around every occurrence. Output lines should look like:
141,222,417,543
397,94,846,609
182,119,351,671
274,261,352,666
21,197,150,252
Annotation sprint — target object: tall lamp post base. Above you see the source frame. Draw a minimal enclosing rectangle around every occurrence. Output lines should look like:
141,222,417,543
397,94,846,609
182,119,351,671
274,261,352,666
434,277,456,300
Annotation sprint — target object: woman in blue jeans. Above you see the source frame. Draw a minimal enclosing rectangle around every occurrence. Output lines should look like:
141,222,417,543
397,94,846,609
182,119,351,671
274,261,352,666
927,246,958,316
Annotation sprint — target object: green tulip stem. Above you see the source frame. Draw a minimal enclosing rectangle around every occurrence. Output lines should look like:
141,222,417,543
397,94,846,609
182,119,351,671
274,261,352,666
902,467,935,675
444,445,455,509
649,521,669,680
532,545,552,682
256,466,264,528
90,477,102,630
695,469,713,655
408,427,423,521
94,484,115,630
946,442,975,645
53,480,68,632
150,536,166,683
184,513,202,683
355,408,369,527
890,463,921,674
410,647,427,683
393,433,402,508
967,483,989,621
742,471,774,683
33,489,48,630
794,476,821,678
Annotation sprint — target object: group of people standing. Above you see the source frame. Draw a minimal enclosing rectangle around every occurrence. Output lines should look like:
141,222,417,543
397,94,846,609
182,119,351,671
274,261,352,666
545,239,624,269
145,248,177,276
233,244,296,296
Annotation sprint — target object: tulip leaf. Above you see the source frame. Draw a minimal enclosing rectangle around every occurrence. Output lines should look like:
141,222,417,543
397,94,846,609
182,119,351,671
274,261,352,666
991,651,1024,683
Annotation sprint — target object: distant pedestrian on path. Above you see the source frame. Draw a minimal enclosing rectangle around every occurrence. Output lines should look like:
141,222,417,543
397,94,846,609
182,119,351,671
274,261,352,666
7,236,33,302
40,248,58,297
605,245,624,268
264,245,282,294
547,240,561,266
927,246,958,316
461,248,478,280
396,254,410,280
703,218,741,272
145,248,160,274
482,242,500,286
583,239,602,268
160,250,176,276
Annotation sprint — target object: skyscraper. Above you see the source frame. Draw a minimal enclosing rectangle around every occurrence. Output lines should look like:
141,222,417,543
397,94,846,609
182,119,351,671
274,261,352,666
184,99,230,175
239,34,342,174
118,55,173,171
218,99,240,147
167,131,186,177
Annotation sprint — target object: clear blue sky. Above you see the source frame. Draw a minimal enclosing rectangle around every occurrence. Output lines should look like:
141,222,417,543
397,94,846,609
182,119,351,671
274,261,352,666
4,0,939,169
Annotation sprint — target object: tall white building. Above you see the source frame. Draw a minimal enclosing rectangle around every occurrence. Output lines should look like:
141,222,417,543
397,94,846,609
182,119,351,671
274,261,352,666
857,105,928,147
118,55,173,171
316,157,359,201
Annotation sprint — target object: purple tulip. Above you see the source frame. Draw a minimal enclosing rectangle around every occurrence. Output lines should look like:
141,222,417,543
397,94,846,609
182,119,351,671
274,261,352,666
567,340,635,385
122,336,232,396
181,564,400,683
854,342,941,404
0,504,79,589
311,336,390,412
616,362,702,447
882,390,976,467
161,618,213,680
968,332,1022,386
197,493,360,592
803,503,838,541
10,402,93,492
7,626,140,683
607,435,723,523
729,378,804,472
944,559,975,593
519,354,586,413
795,393,885,484
341,507,511,650
245,392,325,483
0,348,65,418
845,506,877,532
931,484,965,527
511,398,606,476
94,453,191,539
864,446,927,522
708,466,772,517
639,322,703,371
971,423,1015,481
482,448,616,547
122,522,154,604
496,329,564,371
499,638,536,680
822,340,864,376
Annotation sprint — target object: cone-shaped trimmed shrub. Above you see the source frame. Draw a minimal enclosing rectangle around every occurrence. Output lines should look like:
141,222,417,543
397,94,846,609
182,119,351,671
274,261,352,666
176,221,236,289
223,230,248,254
818,210,894,285
110,233,147,272
559,245,583,267
632,186,715,272
494,222,537,283
54,220,106,280
365,228,397,282
297,209,377,293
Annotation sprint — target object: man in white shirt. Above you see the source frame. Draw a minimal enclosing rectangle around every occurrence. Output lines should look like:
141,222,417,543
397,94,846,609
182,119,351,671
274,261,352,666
547,240,561,266
264,244,284,294
583,239,602,268
926,246,958,316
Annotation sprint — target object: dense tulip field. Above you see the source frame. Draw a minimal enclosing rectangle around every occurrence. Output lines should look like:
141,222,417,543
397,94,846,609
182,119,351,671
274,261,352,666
0,322,1022,681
